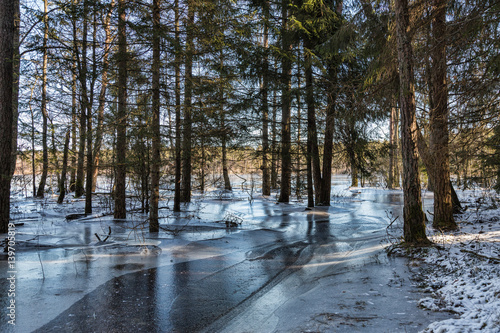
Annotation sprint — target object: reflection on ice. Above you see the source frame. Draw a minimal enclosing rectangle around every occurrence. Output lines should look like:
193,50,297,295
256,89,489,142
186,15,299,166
1,175,445,333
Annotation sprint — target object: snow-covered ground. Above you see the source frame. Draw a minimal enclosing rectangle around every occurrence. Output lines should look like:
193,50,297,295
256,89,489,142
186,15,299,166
408,189,500,332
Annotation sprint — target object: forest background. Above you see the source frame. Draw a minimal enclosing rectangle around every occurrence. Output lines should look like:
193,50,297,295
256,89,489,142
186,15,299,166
0,0,499,244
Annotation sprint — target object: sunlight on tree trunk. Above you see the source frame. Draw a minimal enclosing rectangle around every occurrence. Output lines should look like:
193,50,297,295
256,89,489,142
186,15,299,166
394,0,431,246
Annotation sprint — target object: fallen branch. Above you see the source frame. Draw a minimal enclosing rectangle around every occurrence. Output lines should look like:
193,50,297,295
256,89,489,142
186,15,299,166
460,249,500,262
95,226,112,242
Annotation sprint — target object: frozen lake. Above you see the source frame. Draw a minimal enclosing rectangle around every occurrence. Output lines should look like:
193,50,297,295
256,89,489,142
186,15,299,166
1,175,452,332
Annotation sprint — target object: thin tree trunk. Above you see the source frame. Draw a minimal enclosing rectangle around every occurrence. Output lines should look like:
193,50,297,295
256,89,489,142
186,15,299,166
85,4,96,214
305,38,321,206
28,86,36,197
278,0,292,203
318,86,335,205
74,0,87,198
150,0,161,232
429,0,456,230
220,56,231,191
271,88,278,190
181,0,194,203
388,99,397,189
70,61,77,192
50,119,60,186
37,0,49,198
394,0,430,245
10,0,20,177
58,131,70,204
295,47,301,197
92,0,114,192
0,0,15,233
114,0,128,219
173,0,181,211
261,2,270,196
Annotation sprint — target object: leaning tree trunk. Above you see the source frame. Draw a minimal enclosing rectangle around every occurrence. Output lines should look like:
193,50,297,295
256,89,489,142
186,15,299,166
0,0,15,233
149,0,161,232
278,0,292,203
114,0,128,219
429,0,456,230
37,0,49,198
394,0,430,246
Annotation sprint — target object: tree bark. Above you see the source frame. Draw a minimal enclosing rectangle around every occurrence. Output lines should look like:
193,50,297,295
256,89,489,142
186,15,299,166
394,0,430,246
429,0,456,230
37,0,49,198
0,0,15,233
278,0,292,203
114,0,128,219
149,0,161,232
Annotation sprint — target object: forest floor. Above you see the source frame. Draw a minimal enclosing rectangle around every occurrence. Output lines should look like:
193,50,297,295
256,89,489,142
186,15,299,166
404,188,500,332
1,175,499,332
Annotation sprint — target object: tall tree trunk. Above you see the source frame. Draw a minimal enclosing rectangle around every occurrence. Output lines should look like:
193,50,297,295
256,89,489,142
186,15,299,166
278,0,292,203
37,0,49,198
10,0,20,177
50,119,61,186
271,88,278,190
318,86,335,205
295,47,302,197
394,0,430,245
429,0,456,230
74,0,87,198
58,131,70,204
220,55,231,191
304,38,321,206
92,0,114,192
261,2,270,196
114,0,128,219
70,61,77,192
416,126,463,213
150,0,161,232
173,0,181,211
85,3,96,214
181,0,194,203
0,0,15,233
